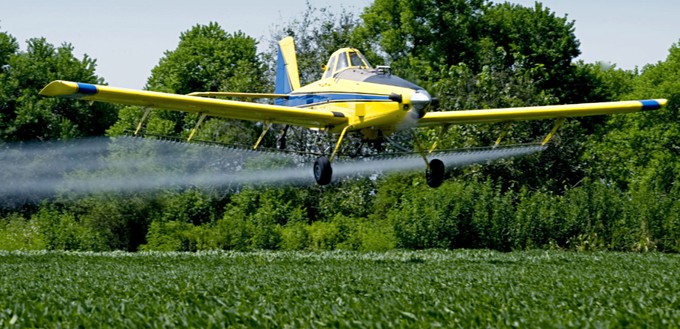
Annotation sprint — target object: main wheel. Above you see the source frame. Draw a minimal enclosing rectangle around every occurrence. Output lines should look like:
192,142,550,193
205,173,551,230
426,159,445,188
314,156,333,185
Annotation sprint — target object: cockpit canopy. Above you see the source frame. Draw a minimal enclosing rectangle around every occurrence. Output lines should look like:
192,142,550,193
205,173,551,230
322,48,372,79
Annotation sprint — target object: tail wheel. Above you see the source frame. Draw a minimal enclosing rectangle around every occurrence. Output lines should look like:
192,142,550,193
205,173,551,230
426,159,445,188
314,156,333,185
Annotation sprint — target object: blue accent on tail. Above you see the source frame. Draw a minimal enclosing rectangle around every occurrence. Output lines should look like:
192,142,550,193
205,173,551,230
274,45,291,105
640,100,661,111
76,83,98,95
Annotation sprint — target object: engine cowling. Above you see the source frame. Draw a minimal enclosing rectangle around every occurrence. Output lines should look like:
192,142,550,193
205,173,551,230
407,89,432,119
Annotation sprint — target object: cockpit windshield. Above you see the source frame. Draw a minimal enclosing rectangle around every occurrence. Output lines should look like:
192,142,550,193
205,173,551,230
323,48,372,79
350,51,369,67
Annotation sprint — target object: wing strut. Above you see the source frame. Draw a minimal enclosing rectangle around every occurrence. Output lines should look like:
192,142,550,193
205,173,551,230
541,118,566,145
134,108,152,135
187,113,207,141
411,129,446,187
330,125,351,162
494,123,512,148
253,122,273,150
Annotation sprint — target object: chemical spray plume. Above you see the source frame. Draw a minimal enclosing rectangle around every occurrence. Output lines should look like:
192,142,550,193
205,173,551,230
0,137,545,202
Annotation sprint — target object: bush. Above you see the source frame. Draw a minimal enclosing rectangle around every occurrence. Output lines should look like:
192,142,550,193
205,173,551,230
386,180,475,249
213,209,254,251
65,193,154,251
280,222,310,250
317,178,376,220
662,198,680,253
354,220,396,252
330,214,395,252
307,221,341,250
511,188,558,249
248,206,283,250
625,185,680,253
141,220,195,251
32,207,101,251
156,189,223,225
469,180,515,251
0,213,46,250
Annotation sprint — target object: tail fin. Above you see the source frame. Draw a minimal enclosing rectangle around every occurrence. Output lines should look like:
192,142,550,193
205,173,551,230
274,37,301,101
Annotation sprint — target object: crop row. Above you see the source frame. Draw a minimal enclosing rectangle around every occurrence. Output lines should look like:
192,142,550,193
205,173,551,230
1,250,678,328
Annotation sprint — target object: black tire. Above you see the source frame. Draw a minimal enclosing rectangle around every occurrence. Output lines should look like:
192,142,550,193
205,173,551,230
314,156,333,185
426,159,445,188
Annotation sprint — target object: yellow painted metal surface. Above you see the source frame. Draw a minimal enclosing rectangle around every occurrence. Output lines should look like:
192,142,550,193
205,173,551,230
330,125,351,162
293,77,412,129
278,37,300,91
40,80,348,129
418,99,668,126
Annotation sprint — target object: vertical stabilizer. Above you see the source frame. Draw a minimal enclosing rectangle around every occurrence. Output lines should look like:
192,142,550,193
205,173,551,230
275,37,301,100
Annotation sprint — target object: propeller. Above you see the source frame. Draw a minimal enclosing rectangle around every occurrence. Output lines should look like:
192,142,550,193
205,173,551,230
392,89,434,129
408,89,433,119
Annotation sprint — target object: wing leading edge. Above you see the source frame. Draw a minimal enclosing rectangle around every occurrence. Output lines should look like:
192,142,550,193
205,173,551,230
418,99,667,126
40,80,348,129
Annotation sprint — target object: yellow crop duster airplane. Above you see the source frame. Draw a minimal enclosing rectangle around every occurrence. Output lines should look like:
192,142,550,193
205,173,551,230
41,37,666,187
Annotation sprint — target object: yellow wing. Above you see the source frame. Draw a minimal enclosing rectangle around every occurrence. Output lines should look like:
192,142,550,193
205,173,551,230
40,80,348,129
418,99,667,126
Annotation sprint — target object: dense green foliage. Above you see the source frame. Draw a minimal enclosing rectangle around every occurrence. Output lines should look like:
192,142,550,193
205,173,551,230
107,22,268,146
1,250,678,328
3,177,678,252
0,33,116,142
1,1,680,254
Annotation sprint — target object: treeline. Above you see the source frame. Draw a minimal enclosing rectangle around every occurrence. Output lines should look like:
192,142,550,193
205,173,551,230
1,0,679,252
1,176,678,252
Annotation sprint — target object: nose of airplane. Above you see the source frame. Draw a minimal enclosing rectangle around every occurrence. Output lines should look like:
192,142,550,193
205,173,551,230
409,89,432,118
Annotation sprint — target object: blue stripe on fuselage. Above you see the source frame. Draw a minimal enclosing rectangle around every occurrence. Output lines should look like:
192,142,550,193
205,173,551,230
640,99,662,111
285,93,391,107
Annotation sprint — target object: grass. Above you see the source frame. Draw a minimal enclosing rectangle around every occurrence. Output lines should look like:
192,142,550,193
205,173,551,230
0,250,678,328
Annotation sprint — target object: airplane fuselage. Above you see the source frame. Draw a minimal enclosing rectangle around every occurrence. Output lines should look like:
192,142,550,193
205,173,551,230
283,67,432,139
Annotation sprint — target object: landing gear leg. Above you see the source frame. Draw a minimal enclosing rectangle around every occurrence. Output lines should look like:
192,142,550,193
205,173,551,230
313,125,351,186
426,159,445,188
412,129,447,188
276,125,289,150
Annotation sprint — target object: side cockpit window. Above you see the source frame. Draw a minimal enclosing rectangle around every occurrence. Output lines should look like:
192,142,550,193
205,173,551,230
336,52,349,72
323,55,337,79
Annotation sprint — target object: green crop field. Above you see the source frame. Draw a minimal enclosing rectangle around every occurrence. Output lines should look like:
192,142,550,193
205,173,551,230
0,250,678,328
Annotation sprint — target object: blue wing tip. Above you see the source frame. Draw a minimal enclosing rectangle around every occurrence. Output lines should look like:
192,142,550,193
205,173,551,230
640,99,662,111
76,82,98,95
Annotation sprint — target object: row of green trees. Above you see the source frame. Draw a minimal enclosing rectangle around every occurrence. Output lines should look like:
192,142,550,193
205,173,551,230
1,0,679,252
0,34,117,142
1,176,678,252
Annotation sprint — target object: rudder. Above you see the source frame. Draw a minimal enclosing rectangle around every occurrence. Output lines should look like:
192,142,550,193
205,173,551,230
274,37,301,105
